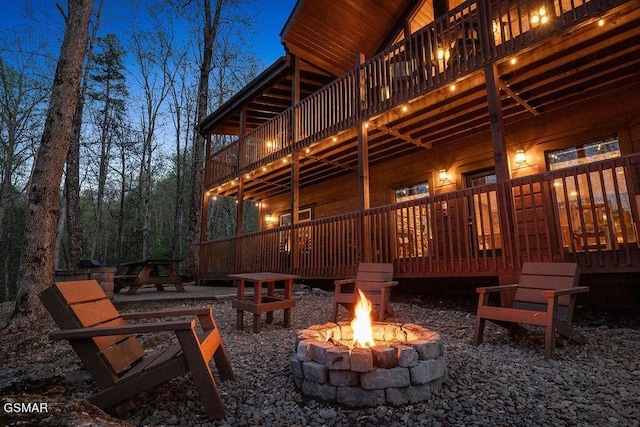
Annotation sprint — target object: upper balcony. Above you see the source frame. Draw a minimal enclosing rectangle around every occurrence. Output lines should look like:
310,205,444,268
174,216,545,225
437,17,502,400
203,0,636,200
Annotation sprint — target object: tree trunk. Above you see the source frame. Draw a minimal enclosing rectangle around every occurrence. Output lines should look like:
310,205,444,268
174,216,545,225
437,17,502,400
184,0,223,278
53,188,67,269
91,108,112,259
171,92,184,259
64,0,103,269
116,145,127,262
14,0,94,321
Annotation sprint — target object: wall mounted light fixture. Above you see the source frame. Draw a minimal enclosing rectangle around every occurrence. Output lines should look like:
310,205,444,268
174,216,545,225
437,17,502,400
439,169,448,183
515,148,526,164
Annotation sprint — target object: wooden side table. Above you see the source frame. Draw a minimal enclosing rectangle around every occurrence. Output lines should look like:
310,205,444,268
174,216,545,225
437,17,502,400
228,272,298,333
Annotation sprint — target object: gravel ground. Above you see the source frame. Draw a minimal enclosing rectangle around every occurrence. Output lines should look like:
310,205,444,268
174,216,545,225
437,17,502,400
1,289,639,426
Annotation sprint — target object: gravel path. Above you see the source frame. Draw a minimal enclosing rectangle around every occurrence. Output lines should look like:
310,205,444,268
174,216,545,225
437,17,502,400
1,290,639,426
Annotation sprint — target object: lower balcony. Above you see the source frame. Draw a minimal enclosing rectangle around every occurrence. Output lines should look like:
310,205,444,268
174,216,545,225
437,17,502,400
199,153,640,281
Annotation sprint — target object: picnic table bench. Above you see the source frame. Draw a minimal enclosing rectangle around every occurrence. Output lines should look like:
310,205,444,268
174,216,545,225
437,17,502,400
114,259,185,295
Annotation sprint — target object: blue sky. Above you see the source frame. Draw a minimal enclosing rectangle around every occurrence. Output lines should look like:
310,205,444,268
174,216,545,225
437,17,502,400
1,0,297,67
252,0,298,64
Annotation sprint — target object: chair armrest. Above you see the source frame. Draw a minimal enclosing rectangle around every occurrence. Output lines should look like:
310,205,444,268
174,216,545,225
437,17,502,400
334,279,356,293
542,286,589,298
121,307,212,320
50,319,195,341
380,281,399,288
121,307,217,331
476,284,518,294
334,278,356,286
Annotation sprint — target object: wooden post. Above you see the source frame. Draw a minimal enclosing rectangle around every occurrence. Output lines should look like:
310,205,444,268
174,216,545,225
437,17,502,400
485,63,516,271
234,177,244,272
357,122,371,212
200,133,211,243
433,0,449,18
201,192,209,243
356,53,372,262
290,54,301,271
234,107,248,272
477,0,494,63
485,64,509,184
199,133,212,280
290,153,300,270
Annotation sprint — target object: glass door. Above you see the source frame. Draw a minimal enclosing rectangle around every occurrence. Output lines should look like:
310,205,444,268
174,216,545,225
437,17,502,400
547,137,636,251
395,182,430,257
465,170,502,253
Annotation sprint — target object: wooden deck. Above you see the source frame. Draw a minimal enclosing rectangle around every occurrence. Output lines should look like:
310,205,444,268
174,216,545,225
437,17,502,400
200,153,640,281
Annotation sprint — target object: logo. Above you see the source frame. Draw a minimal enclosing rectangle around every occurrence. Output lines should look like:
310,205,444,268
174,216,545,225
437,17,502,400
3,402,49,414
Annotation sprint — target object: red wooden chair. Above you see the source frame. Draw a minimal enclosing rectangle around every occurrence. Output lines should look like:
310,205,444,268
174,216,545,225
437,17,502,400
473,262,588,359
332,263,398,321
39,280,234,419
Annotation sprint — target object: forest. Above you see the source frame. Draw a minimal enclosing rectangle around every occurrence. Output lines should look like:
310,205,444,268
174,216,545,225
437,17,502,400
0,0,268,303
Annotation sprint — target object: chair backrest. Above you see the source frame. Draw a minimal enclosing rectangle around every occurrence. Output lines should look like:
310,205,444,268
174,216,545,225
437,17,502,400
39,280,145,387
514,262,580,317
355,263,394,293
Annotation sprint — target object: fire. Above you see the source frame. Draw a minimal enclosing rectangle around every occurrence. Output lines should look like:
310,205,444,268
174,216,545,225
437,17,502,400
351,289,375,348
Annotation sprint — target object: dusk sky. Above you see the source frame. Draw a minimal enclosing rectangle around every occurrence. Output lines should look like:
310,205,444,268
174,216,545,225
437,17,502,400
1,0,297,67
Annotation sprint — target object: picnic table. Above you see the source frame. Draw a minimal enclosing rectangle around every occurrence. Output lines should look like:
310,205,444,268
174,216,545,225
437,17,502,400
228,272,298,333
114,259,185,295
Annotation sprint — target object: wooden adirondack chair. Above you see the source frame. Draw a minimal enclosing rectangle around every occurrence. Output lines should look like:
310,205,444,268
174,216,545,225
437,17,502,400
39,280,235,420
472,262,588,359
332,263,398,322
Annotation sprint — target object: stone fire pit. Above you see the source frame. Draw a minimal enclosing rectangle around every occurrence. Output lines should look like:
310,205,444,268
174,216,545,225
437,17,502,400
291,322,447,406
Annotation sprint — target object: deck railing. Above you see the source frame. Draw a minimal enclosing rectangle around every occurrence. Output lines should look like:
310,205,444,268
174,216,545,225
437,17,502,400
199,153,640,279
204,0,623,187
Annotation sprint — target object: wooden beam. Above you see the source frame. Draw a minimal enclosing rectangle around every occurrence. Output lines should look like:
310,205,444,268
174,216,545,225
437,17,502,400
250,177,291,191
497,79,539,116
502,16,640,87
302,154,356,171
370,122,432,149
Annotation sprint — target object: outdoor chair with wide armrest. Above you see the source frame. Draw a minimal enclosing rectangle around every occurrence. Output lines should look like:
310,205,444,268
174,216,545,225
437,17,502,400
332,263,398,322
39,280,234,420
472,262,588,359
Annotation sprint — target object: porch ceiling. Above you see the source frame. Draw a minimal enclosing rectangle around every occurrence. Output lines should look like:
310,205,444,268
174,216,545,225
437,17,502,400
199,58,335,135
281,0,422,76
218,3,640,203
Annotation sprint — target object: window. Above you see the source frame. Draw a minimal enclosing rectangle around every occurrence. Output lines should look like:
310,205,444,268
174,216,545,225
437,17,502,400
395,182,430,258
547,137,620,170
279,208,312,252
466,170,501,252
395,182,429,202
547,137,636,250
279,208,312,227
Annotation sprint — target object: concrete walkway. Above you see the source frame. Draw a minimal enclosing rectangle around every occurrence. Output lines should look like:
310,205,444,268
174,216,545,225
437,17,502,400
112,284,240,304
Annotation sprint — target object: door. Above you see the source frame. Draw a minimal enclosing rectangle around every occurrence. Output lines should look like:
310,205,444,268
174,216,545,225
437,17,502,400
547,137,636,251
465,170,502,254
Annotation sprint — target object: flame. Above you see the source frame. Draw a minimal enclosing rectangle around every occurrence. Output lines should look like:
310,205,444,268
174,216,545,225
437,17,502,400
351,289,375,348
